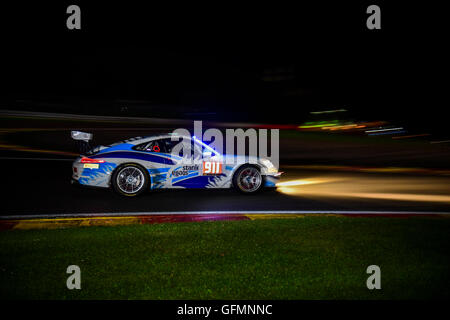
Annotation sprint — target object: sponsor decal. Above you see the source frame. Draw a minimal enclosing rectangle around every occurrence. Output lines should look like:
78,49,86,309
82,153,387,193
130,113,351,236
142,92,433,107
172,165,200,177
83,163,99,169
183,165,199,171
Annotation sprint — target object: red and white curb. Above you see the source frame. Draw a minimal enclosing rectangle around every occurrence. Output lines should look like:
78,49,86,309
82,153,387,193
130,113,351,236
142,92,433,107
1,210,449,231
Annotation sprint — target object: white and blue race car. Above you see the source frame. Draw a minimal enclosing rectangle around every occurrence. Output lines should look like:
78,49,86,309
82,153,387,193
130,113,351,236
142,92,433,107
71,131,281,196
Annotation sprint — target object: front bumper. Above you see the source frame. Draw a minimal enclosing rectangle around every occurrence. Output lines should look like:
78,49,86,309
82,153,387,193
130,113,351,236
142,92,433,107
264,172,282,188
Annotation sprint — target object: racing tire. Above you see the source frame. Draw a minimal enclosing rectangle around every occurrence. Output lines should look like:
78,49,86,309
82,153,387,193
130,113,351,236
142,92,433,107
232,165,264,194
111,163,149,197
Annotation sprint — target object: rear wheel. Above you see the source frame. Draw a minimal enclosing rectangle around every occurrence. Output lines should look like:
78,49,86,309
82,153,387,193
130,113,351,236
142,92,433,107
233,165,263,193
112,164,149,197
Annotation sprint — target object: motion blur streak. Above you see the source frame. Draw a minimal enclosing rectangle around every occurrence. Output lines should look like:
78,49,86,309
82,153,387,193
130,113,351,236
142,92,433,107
276,178,337,187
277,173,450,204
344,193,450,203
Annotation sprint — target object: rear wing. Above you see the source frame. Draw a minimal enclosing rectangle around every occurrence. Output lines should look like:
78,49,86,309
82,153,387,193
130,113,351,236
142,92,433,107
71,131,93,154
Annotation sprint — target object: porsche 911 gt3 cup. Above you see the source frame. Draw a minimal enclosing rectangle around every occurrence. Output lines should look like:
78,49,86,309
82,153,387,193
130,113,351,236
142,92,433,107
71,131,281,196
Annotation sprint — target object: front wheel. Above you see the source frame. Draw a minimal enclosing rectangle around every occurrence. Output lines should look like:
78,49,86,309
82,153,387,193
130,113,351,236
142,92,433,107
233,165,263,194
112,164,149,197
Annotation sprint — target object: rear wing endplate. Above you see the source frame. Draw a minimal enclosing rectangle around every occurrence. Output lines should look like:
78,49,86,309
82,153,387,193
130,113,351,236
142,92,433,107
71,131,93,154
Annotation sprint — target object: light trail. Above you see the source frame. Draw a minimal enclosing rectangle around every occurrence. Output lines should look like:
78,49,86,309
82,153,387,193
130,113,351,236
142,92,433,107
277,173,450,203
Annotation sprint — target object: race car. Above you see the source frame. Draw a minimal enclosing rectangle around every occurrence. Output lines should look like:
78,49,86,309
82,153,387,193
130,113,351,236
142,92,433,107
71,131,281,196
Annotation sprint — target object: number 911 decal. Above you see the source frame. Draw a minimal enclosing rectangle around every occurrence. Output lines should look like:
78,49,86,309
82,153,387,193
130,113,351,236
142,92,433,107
203,161,222,175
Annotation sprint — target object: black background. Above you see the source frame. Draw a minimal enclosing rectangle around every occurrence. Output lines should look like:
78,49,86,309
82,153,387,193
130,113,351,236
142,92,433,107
0,2,447,129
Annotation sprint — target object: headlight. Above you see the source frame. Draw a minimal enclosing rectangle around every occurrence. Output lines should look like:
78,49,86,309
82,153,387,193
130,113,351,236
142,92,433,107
260,159,278,174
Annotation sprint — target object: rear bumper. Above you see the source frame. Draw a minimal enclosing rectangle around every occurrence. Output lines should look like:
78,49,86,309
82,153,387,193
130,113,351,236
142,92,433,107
71,159,115,188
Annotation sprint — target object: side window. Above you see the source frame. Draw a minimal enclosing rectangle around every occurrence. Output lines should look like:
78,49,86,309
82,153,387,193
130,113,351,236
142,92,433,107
159,138,198,158
161,138,179,154
133,142,147,151
134,140,164,153
134,138,206,157
145,140,164,153
161,138,188,157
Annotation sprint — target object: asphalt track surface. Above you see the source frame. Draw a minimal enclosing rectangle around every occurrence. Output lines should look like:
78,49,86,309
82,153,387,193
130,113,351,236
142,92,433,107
2,158,450,217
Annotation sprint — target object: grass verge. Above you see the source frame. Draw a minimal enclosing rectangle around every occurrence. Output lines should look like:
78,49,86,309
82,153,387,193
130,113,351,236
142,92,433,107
1,216,450,299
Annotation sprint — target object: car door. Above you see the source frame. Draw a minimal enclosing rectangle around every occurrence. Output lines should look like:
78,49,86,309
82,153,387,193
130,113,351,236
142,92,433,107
134,138,175,189
171,137,226,188
161,137,203,188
